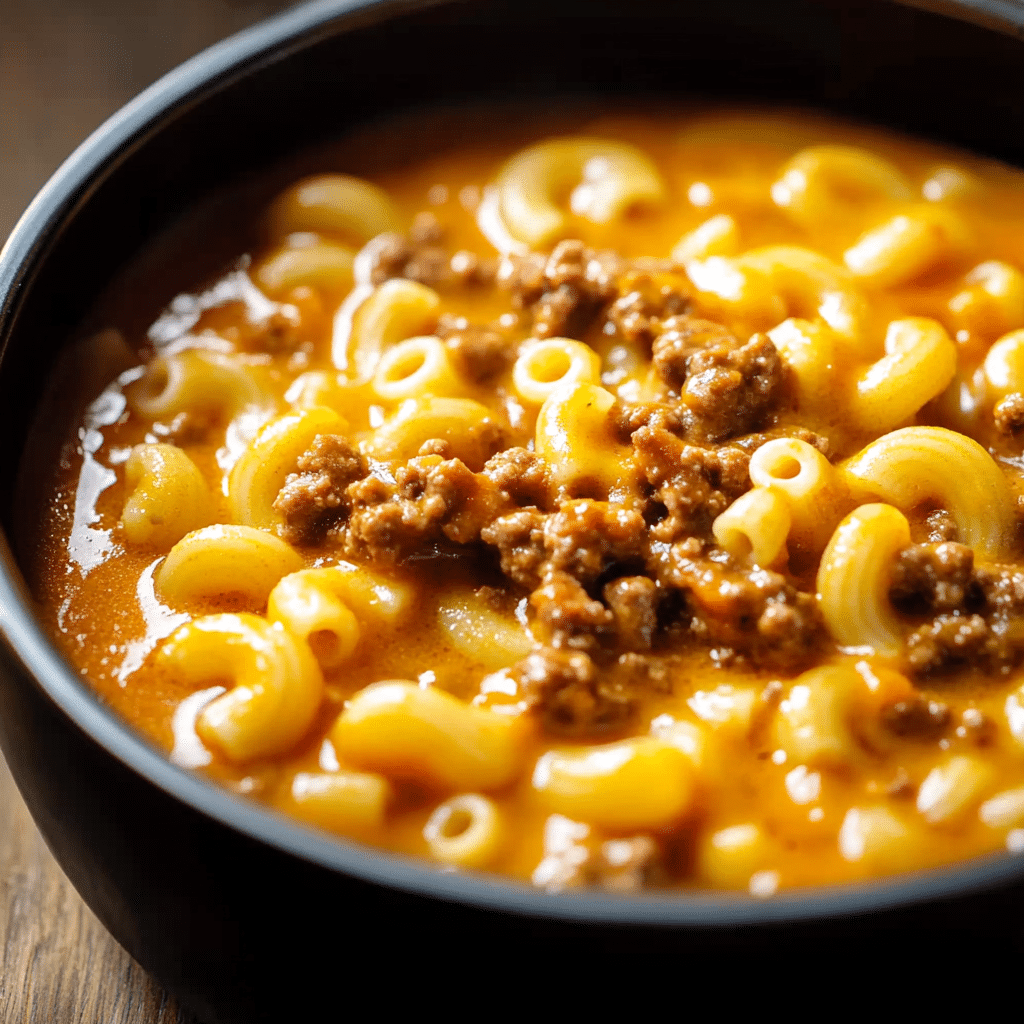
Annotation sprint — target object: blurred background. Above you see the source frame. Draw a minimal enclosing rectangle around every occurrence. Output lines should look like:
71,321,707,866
1,2,296,1020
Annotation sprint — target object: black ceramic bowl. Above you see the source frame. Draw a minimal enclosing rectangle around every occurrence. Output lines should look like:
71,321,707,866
4,0,1024,1018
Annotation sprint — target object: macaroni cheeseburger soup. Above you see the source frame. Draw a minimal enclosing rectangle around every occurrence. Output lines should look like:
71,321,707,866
26,106,1024,895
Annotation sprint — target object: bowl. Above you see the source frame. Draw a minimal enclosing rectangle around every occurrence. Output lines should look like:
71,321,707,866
4,0,1024,1017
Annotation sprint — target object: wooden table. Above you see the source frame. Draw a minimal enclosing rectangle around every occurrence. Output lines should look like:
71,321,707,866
0,2,295,1019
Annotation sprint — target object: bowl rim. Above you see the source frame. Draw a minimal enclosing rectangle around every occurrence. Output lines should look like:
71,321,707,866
2,0,1024,929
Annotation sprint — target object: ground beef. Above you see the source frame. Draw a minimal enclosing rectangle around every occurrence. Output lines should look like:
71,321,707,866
604,267,691,347
654,543,823,668
905,613,991,673
364,211,495,290
889,543,979,614
652,316,739,391
925,508,959,542
344,454,508,561
437,319,515,381
542,500,647,584
994,392,1024,434
512,646,636,737
631,424,750,543
497,238,624,339
530,570,614,651
603,576,659,650
481,508,548,588
482,447,550,507
611,400,686,442
273,433,367,545
881,696,951,739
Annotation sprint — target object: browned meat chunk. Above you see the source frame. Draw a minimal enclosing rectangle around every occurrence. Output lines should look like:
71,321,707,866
994,392,1024,434
632,424,749,542
365,212,495,290
890,543,978,614
498,239,625,339
483,447,550,507
603,576,659,650
604,267,691,347
905,613,990,673
531,570,614,651
344,455,508,561
543,500,647,584
273,434,367,545
652,316,784,442
439,322,514,381
513,647,634,737
656,545,823,668
481,508,549,588
881,696,951,738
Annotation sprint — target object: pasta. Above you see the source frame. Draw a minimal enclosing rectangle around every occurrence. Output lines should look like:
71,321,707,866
27,104,1024,896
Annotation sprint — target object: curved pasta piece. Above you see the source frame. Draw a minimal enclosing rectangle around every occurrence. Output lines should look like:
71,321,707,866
838,805,928,869
437,587,534,672
126,348,271,420
535,382,633,497
843,206,969,288
254,239,355,296
916,755,996,825
227,406,348,532
816,503,910,657
512,337,601,405
671,213,740,263
156,524,303,606
771,145,913,230
347,279,441,381
748,438,849,555
531,737,695,831
422,793,505,868
767,318,840,419
372,335,462,401
367,395,499,470
159,612,323,762
850,317,957,432
840,426,1017,560
120,443,215,548
983,328,1024,396
267,571,360,669
331,680,531,791
285,769,391,835
949,261,1024,338
495,137,667,247
267,174,401,244
711,487,791,569
739,246,869,346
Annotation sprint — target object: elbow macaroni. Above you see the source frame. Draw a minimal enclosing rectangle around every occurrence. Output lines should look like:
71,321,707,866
38,107,1024,894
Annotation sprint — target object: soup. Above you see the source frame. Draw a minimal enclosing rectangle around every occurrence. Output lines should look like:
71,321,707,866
24,105,1024,895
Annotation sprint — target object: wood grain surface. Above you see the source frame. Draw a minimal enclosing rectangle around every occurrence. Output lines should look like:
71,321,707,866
0,2,296,1020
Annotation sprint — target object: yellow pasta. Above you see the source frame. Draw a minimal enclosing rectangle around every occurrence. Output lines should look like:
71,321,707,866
284,769,392,835
371,335,462,401
156,524,304,606
535,382,633,496
816,504,910,657
849,317,957,432
771,144,913,230
254,238,355,296
532,737,695,831
711,487,791,569
671,213,740,263
436,588,534,672
422,793,505,869
227,406,348,532
843,206,969,288
158,613,324,762
331,680,530,791
347,278,441,381
512,337,602,405
494,136,667,247
119,443,214,548
126,348,271,420
948,260,1024,338
267,570,361,669
983,328,1024,396
367,395,499,468
916,755,997,826
841,426,1018,560
267,173,401,243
